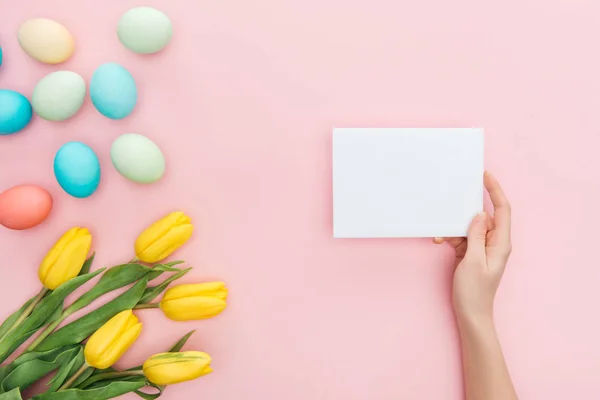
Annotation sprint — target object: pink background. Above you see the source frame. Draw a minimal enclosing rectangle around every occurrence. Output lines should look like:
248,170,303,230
1,0,599,399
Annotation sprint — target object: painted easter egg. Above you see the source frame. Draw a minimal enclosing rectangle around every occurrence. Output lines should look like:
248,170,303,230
0,47,3,67
111,133,165,184
0,185,53,230
90,63,137,119
54,142,101,198
18,18,74,64
32,71,85,121
117,7,173,54
0,90,32,135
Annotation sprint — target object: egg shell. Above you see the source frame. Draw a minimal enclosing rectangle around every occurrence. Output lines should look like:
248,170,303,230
90,63,137,119
18,18,74,64
0,90,32,135
0,185,53,230
118,7,173,54
111,133,165,184
54,142,101,198
32,71,86,121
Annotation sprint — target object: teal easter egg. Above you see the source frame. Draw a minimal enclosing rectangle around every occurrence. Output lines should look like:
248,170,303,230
32,71,85,121
118,7,173,54
90,63,137,119
0,47,3,67
0,90,32,135
54,142,101,198
111,133,165,183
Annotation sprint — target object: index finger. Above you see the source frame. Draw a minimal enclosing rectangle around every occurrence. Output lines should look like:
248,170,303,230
484,171,511,239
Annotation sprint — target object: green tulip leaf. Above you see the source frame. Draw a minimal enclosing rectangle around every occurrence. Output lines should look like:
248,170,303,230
12,346,67,366
35,277,149,352
32,379,146,400
66,264,157,316
47,347,85,392
138,268,192,304
134,385,162,400
168,330,196,352
0,346,81,393
158,261,184,268
78,254,96,277
0,269,104,363
0,388,23,400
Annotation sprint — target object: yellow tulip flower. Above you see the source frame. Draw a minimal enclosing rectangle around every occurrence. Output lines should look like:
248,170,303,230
160,282,228,321
143,351,212,385
84,310,142,369
134,212,193,263
38,227,92,290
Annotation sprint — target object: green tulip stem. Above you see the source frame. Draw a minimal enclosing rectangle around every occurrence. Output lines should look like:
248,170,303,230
78,370,144,389
133,303,160,310
59,363,92,391
0,287,48,342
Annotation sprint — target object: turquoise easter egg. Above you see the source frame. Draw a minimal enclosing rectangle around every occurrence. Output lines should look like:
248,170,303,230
118,7,173,54
90,63,137,119
54,142,101,198
111,133,165,183
0,89,32,135
0,47,3,67
32,71,85,121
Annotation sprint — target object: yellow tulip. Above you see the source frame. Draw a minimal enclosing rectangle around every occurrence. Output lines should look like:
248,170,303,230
143,351,212,385
160,282,228,321
135,212,193,263
38,227,92,290
84,310,142,369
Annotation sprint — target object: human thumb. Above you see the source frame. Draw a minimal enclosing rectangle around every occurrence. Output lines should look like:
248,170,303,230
465,212,488,260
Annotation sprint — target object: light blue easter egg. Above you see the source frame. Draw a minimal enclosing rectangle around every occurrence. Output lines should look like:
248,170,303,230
90,63,137,119
0,90,32,135
54,142,101,198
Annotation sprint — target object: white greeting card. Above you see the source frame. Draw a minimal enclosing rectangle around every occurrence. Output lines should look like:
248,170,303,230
333,128,484,238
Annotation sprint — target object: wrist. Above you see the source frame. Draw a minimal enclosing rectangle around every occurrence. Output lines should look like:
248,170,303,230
456,312,496,336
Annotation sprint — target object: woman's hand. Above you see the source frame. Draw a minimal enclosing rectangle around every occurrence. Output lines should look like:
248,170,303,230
434,171,512,323
435,171,518,400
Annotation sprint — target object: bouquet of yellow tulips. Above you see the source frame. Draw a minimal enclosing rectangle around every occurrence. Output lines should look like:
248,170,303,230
0,212,228,400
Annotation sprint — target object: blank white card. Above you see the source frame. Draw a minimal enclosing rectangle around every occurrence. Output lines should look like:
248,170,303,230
333,128,484,238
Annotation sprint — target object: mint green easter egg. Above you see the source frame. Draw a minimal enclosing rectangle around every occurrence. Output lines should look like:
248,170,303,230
111,133,165,184
117,7,172,54
32,71,85,121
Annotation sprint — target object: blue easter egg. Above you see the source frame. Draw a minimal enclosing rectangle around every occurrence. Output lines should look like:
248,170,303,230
0,47,3,67
54,142,101,198
90,63,137,119
0,89,32,135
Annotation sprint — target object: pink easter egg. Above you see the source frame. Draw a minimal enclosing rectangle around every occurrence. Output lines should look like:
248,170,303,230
0,185,53,230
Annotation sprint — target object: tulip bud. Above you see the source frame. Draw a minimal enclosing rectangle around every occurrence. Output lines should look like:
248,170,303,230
134,212,193,263
160,282,228,321
38,227,92,290
143,351,212,385
84,310,142,369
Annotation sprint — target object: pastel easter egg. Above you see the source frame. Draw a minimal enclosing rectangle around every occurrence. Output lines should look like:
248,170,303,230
0,90,32,135
0,185,53,230
118,7,173,54
32,71,85,121
90,63,137,119
18,18,74,64
0,47,3,67
111,133,165,184
54,142,101,198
